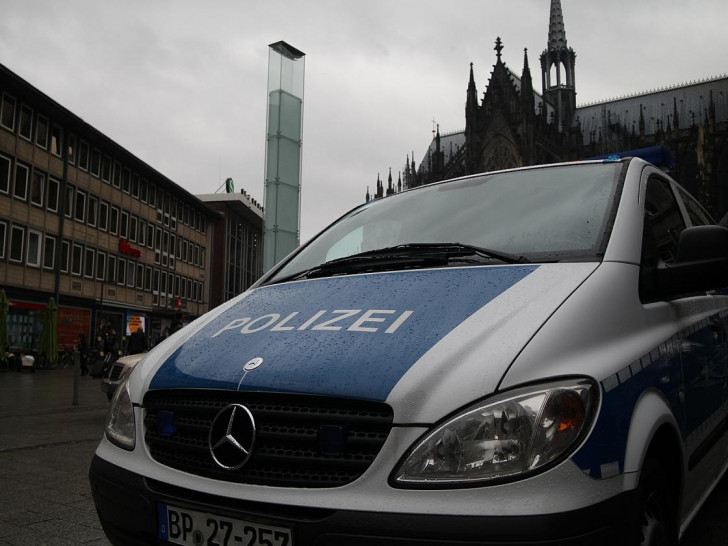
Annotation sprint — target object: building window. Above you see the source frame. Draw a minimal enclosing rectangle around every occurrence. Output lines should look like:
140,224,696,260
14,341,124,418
149,183,156,208
51,124,63,157
75,190,87,223
26,230,42,267
139,219,146,246
18,104,32,140
130,215,138,243
0,153,11,194
99,201,109,231
96,250,106,280
117,257,126,285
136,263,144,289
67,134,76,164
0,221,6,259
145,266,152,292
120,211,129,238
127,259,135,287
84,247,95,278
35,115,49,149
9,226,24,262
161,271,167,295
90,148,101,177
87,195,98,227
140,178,149,203
65,185,74,219
122,168,131,193
14,162,29,201
193,244,199,267
132,173,140,198
107,254,117,283
112,161,122,188
147,223,154,249
60,241,69,272
78,140,89,171
46,177,60,213
1,93,17,131
31,171,45,207
102,155,112,182
43,235,56,269
110,206,119,235
71,243,83,275
153,268,160,294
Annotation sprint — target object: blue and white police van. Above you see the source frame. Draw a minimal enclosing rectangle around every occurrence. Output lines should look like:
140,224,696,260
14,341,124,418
90,155,728,545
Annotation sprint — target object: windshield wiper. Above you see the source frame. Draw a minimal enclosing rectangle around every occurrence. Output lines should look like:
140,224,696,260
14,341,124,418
273,242,529,283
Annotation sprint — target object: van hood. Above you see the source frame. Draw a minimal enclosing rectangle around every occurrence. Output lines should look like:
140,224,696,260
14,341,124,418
146,264,597,421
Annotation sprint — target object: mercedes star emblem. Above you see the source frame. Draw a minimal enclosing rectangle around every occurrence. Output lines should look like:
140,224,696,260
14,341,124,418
209,404,256,470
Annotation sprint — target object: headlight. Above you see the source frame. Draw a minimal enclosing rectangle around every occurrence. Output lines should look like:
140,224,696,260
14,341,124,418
105,376,136,450
392,378,598,487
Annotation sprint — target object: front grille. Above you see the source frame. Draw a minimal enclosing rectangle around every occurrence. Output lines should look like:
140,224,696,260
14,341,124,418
143,390,394,488
108,363,124,381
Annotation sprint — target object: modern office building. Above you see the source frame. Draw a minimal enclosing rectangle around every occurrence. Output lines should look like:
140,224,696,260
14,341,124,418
0,62,219,352
197,191,264,309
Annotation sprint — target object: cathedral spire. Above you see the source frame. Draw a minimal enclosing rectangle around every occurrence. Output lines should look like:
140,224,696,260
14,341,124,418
540,0,577,132
494,37,504,63
521,48,535,121
547,0,568,51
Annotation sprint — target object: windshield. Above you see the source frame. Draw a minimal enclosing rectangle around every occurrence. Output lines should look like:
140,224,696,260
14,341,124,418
271,162,624,283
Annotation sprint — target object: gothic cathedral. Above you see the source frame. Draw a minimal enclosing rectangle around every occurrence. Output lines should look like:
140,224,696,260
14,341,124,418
370,0,728,223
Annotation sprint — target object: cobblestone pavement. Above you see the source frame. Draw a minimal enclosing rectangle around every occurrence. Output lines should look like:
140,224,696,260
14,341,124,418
0,366,111,546
0,366,726,545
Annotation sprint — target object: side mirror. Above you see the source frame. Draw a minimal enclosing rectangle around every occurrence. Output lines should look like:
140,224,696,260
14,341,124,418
658,225,728,297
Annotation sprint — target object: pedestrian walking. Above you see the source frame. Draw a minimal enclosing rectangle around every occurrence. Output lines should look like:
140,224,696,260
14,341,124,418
169,312,184,335
126,328,148,355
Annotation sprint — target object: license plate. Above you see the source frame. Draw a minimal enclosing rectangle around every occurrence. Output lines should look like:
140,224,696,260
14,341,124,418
158,503,293,546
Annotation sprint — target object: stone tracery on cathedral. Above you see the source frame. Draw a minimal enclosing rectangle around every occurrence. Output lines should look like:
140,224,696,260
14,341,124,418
368,0,728,223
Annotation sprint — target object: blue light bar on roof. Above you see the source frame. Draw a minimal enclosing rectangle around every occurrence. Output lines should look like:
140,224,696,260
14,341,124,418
587,145,675,169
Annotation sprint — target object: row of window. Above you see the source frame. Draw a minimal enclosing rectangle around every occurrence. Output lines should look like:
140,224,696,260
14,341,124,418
0,154,206,270
0,221,205,303
0,90,207,234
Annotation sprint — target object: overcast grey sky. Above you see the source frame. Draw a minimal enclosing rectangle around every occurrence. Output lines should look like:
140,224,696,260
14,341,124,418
1,0,726,241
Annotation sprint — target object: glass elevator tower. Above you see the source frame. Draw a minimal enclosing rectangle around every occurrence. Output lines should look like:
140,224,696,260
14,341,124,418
263,41,305,272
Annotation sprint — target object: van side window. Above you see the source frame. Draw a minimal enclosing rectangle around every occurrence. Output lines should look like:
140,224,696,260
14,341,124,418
677,186,713,226
639,177,687,302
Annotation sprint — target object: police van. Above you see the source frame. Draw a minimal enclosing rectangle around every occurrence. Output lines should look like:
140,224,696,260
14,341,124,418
90,155,728,545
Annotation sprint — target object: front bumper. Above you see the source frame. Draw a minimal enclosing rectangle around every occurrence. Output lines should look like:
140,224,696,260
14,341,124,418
90,455,638,546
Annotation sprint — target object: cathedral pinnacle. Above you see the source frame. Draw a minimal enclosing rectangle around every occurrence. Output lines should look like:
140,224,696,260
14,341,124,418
547,0,568,51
